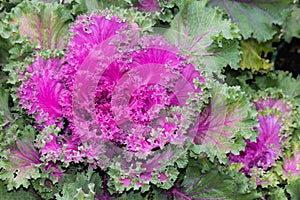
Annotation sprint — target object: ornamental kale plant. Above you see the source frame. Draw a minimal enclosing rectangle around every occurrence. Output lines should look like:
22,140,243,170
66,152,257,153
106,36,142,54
0,0,300,199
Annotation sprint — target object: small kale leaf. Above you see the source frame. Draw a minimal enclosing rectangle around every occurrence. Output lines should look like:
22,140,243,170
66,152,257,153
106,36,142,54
240,39,274,73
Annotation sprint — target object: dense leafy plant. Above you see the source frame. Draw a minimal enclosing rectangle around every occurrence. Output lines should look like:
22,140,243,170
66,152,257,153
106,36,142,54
0,0,300,199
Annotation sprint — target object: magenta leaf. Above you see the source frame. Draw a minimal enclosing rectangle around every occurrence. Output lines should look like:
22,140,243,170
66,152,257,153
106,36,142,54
18,56,65,126
229,115,282,176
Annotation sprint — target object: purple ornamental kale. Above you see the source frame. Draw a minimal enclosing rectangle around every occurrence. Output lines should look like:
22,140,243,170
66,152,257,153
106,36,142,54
18,56,65,126
284,151,300,177
92,36,203,155
253,96,292,119
60,13,128,121
60,12,205,189
138,0,161,12
229,115,281,175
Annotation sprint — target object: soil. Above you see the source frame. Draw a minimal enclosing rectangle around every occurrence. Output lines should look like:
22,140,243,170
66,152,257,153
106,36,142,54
275,38,300,77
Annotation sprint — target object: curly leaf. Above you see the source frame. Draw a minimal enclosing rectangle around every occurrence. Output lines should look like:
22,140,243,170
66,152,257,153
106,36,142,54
172,159,261,199
189,83,258,163
0,88,13,127
240,39,274,72
253,71,300,105
64,0,132,16
164,0,240,73
55,169,103,200
0,140,42,190
0,180,40,200
80,0,131,9
268,187,288,200
8,1,72,49
283,4,300,43
286,179,300,200
208,0,291,42
113,191,145,200
0,36,11,66
202,39,241,70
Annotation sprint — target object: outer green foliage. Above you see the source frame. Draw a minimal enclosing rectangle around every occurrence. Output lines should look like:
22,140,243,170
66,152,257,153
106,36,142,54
0,180,40,200
55,169,103,200
268,187,288,200
202,39,241,71
107,145,187,192
208,0,292,42
0,0,299,199
190,82,258,163
7,1,72,49
174,159,261,199
0,37,11,66
0,88,13,127
254,71,300,105
286,179,300,200
66,0,132,15
0,140,41,190
240,39,274,73
113,191,145,200
284,3,300,43
165,0,241,73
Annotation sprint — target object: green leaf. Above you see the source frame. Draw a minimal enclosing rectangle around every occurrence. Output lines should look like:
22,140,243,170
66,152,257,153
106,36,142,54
55,169,102,200
66,0,132,15
189,83,258,163
174,159,261,199
0,36,11,66
164,0,240,73
0,140,42,190
286,179,300,200
240,39,274,73
181,158,211,184
284,4,300,43
90,0,132,9
113,191,145,200
8,1,72,50
208,0,292,42
158,8,175,23
203,39,241,71
151,188,169,200
253,71,300,105
268,187,288,200
0,117,36,153
0,88,13,127
0,180,40,200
